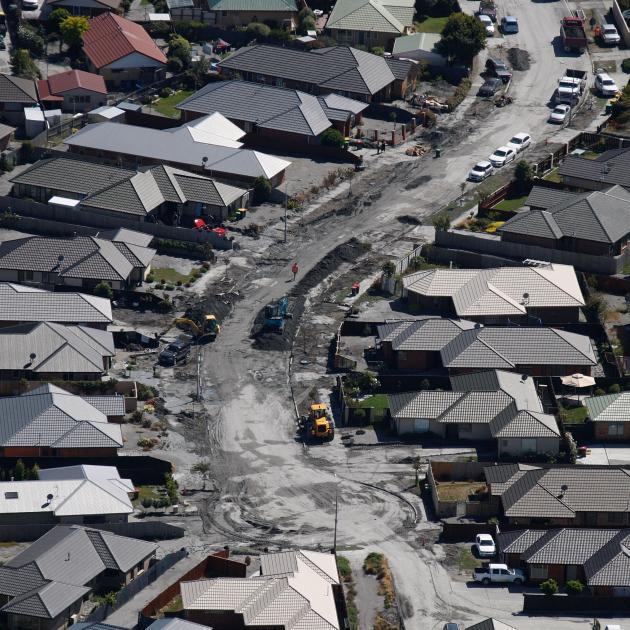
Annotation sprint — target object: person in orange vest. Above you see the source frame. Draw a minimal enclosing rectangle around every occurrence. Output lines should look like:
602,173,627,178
291,262,299,281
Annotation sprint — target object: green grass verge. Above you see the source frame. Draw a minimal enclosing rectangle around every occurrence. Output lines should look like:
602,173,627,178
494,194,528,212
458,547,481,571
562,406,588,424
153,90,194,118
415,16,448,33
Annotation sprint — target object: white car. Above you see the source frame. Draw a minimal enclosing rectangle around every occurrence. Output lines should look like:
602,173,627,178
313,8,324,16
595,72,619,97
489,146,516,168
549,103,570,124
475,534,497,558
507,132,531,153
468,160,494,182
22,0,38,9
479,14,495,36
602,24,621,45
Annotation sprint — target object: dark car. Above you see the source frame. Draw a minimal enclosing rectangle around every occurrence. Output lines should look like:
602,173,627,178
479,0,496,22
478,77,502,97
158,339,191,366
486,57,512,83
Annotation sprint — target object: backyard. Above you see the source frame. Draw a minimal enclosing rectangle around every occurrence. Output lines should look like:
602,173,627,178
436,481,486,501
153,90,194,118
415,16,448,33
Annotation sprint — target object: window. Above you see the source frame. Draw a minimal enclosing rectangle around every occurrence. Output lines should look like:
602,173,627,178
608,423,624,436
521,438,537,452
530,565,548,579
4,492,18,499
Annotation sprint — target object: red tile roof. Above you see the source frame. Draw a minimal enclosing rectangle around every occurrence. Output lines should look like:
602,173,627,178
38,70,107,101
82,13,167,70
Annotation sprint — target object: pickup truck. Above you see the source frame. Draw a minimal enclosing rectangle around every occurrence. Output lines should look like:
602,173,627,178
555,69,587,104
473,564,525,585
560,17,587,53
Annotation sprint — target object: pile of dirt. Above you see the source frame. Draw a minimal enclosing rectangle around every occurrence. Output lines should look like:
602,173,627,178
251,238,370,351
185,285,242,325
397,214,423,225
508,47,531,71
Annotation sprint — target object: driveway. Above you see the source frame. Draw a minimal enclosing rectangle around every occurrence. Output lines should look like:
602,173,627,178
579,443,630,465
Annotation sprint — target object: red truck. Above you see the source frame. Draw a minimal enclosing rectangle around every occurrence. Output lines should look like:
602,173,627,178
560,17,587,53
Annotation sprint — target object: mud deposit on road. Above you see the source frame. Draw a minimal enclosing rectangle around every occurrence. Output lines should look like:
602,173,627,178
251,238,370,351
508,47,531,71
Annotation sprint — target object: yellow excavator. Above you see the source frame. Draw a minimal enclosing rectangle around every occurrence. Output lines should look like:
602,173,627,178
173,315,220,343
302,403,335,442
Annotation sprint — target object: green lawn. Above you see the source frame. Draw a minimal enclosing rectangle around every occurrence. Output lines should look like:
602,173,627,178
133,485,161,507
150,266,195,285
494,194,528,212
357,394,389,410
562,406,589,424
153,90,194,118
415,16,449,33
543,168,562,183
457,548,481,572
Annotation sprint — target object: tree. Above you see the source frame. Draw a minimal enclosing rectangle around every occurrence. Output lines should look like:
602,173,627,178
436,13,486,64
382,261,396,276
10,49,41,80
432,213,450,231
167,33,192,70
566,580,584,596
60,15,89,52
253,176,272,204
371,46,384,56
13,459,25,481
246,21,271,39
93,281,114,300
320,128,344,148
540,579,558,596
301,16,316,32
48,7,70,34
186,56,211,89
514,160,533,194
26,463,40,480
17,24,45,57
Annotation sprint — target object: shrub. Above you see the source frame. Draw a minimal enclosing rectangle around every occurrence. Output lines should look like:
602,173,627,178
595,387,606,397
93,281,114,300
160,86,174,98
137,437,154,449
164,284,175,291
130,410,144,424
371,46,384,56
432,213,451,231
137,383,158,400
566,580,584,596
321,128,345,148
445,77,472,111
253,176,272,204
609,383,621,394
623,58,630,73
540,579,558,596
246,21,271,38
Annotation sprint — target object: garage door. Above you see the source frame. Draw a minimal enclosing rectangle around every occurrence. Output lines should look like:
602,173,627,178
414,418,429,433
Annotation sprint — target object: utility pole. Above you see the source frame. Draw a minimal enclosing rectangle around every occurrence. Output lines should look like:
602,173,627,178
333,472,339,554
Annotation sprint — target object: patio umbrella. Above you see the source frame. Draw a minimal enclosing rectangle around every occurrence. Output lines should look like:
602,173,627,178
560,373,596,388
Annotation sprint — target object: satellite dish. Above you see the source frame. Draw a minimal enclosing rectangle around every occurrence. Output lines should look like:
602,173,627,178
561,484,568,491
46,493,53,501
57,255,64,262
523,292,529,299
30,353,36,361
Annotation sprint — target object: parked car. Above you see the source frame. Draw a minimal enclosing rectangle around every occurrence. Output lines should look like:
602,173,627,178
489,146,516,167
468,160,494,182
601,23,621,45
486,57,512,83
475,534,496,557
313,8,324,15
21,0,38,9
444,624,460,630
479,0,496,22
478,77,503,97
595,72,619,97
479,14,495,35
158,339,192,366
501,15,519,34
473,564,525,585
549,103,570,123
507,132,531,153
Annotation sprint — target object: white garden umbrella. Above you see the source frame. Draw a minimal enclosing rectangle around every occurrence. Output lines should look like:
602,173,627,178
561,373,596,388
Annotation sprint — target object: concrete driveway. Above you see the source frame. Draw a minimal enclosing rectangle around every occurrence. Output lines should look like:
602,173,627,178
579,443,630,465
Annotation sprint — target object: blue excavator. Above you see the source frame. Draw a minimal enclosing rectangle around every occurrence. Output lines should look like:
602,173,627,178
264,296,289,332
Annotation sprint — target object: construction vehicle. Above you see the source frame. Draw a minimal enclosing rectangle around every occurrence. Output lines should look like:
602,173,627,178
173,315,220,342
301,403,335,442
560,16,587,53
264,296,289,332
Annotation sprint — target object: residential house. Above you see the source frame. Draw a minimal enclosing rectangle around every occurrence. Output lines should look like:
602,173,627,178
402,264,584,324
585,392,630,441
219,45,397,103
65,114,290,187
75,620,213,629
392,32,445,65
385,57,418,99
0,232,155,290
82,13,167,88
558,147,630,191
0,74,39,125
38,70,107,113
499,185,630,257
325,0,415,50
42,0,121,17
0,282,112,329
485,463,630,527
388,370,561,457
525,185,578,211
378,318,596,375
467,621,518,630
0,465,134,528
207,0,298,29
0,322,115,384
177,80,368,145
11,156,250,223
0,383,124,455
179,549,342,629
498,527,630,595
0,525,157,630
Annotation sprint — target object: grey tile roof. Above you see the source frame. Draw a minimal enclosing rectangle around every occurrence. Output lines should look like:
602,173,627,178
500,185,630,244
466,619,518,630
82,395,126,416
0,563,46,597
377,317,476,351
403,265,584,317
490,408,560,438
386,58,415,80
494,466,630,519
0,73,38,103
327,0,414,34
558,148,630,188
208,0,296,10
148,621,214,630
0,282,112,325
497,529,547,554
440,326,596,370
585,392,630,423
0,383,123,449
388,390,464,419
220,45,395,97
318,93,368,116
522,528,619,564
1,581,91,619
178,81,349,137
585,531,630,586
526,185,578,210
11,156,135,196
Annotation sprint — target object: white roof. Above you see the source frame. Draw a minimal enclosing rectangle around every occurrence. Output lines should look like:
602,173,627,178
49,196,81,207
0,465,133,517
175,112,246,148
89,105,125,119
24,107,44,122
